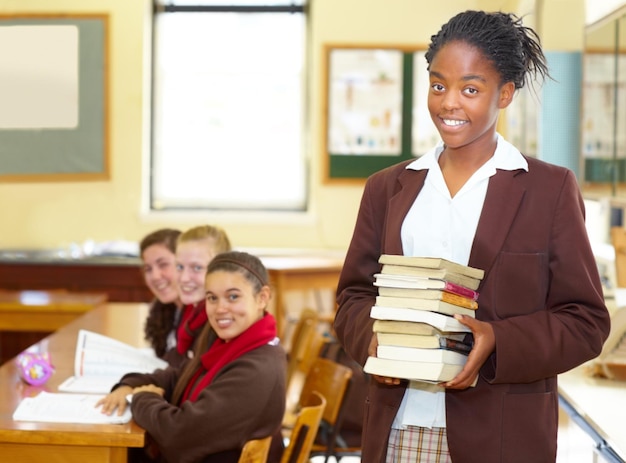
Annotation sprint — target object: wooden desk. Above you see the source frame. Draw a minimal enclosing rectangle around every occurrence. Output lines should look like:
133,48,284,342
558,366,626,462
0,303,149,463
0,290,108,364
261,255,344,337
0,290,108,331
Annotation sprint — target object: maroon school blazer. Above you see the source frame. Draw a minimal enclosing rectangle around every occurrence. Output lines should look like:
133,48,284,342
334,156,611,463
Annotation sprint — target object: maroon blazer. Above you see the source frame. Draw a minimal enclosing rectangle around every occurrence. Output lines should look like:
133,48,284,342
334,156,611,463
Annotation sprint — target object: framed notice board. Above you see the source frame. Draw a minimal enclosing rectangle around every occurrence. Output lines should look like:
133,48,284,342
0,14,109,182
322,43,436,184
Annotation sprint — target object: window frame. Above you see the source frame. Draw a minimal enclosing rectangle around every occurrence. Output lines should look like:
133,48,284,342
148,0,309,216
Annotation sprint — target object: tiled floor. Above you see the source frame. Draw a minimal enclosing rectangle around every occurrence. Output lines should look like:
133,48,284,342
309,407,598,463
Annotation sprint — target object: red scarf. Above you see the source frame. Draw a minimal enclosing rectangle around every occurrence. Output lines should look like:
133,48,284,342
181,313,277,403
176,301,208,355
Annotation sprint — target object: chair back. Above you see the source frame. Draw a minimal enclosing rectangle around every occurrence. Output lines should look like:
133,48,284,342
286,308,320,382
299,357,352,428
238,435,273,463
281,391,327,463
612,226,626,287
304,354,363,462
286,309,325,415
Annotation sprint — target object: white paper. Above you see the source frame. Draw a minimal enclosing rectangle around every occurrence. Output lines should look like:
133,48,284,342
13,392,131,424
58,329,168,394
58,375,120,395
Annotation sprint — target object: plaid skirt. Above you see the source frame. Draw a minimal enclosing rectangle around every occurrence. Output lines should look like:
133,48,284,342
386,426,451,463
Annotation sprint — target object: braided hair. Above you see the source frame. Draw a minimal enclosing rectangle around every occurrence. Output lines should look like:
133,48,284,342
425,10,550,89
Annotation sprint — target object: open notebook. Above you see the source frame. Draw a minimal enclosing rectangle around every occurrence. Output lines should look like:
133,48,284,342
13,391,131,424
58,329,168,394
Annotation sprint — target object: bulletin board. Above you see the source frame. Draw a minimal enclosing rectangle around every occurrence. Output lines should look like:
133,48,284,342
0,14,109,182
322,43,432,184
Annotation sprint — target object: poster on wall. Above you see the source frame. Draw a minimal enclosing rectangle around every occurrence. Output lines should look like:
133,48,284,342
327,48,403,156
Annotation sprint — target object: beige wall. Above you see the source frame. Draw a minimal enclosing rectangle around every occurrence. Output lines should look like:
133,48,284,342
0,0,585,252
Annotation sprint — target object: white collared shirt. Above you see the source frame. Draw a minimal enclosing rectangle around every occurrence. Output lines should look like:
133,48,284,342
392,134,527,429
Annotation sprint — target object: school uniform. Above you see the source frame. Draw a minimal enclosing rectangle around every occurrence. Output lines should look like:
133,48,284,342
119,342,286,463
335,137,611,463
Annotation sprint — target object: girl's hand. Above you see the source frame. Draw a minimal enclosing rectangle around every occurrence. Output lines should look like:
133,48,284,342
369,331,402,386
96,385,132,416
442,315,495,390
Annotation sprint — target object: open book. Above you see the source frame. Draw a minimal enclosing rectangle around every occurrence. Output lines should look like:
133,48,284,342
58,329,168,394
13,391,132,424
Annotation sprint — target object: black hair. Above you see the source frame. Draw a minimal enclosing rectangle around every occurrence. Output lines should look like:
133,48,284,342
425,10,550,89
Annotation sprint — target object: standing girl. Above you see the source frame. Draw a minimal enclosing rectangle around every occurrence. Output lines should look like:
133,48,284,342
334,10,611,463
98,251,286,463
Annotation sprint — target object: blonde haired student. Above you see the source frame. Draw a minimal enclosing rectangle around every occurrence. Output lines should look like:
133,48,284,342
172,225,232,365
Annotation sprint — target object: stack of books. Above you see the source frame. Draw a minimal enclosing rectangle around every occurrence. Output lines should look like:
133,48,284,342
363,255,484,383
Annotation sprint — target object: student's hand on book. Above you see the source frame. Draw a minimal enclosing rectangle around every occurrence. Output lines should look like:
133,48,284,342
368,331,402,386
442,315,495,390
133,384,165,397
96,385,133,416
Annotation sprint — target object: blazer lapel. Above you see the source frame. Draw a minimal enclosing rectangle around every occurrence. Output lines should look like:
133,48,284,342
384,168,427,255
382,165,525,281
469,169,526,280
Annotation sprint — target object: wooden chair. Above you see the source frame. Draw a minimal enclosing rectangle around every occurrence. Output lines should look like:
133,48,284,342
284,356,354,463
280,391,327,463
238,435,273,463
286,308,320,382
611,226,626,287
308,354,362,463
285,309,325,415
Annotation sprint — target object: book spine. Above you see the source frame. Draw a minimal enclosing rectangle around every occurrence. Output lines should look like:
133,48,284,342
439,336,473,354
440,292,478,309
443,281,479,301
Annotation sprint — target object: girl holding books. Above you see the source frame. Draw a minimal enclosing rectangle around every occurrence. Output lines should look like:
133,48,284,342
97,251,286,463
334,10,611,463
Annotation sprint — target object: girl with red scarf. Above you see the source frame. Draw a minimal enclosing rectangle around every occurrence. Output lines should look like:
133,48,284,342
98,251,286,463
168,225,232,366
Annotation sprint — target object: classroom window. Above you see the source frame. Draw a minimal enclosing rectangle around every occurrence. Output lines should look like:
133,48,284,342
151,1,307,211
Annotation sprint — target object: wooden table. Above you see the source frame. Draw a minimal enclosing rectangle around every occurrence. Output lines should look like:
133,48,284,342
558,366,626,462
0,303,150,463
0,290,108,332
0,290,108,364
261,255,344,338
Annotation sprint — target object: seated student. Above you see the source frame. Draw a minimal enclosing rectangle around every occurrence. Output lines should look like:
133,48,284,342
97,251,287,463
171,225,232,365
139,228,183,363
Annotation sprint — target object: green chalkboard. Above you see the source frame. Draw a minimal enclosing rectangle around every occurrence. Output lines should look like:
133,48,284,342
0,14,108,182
